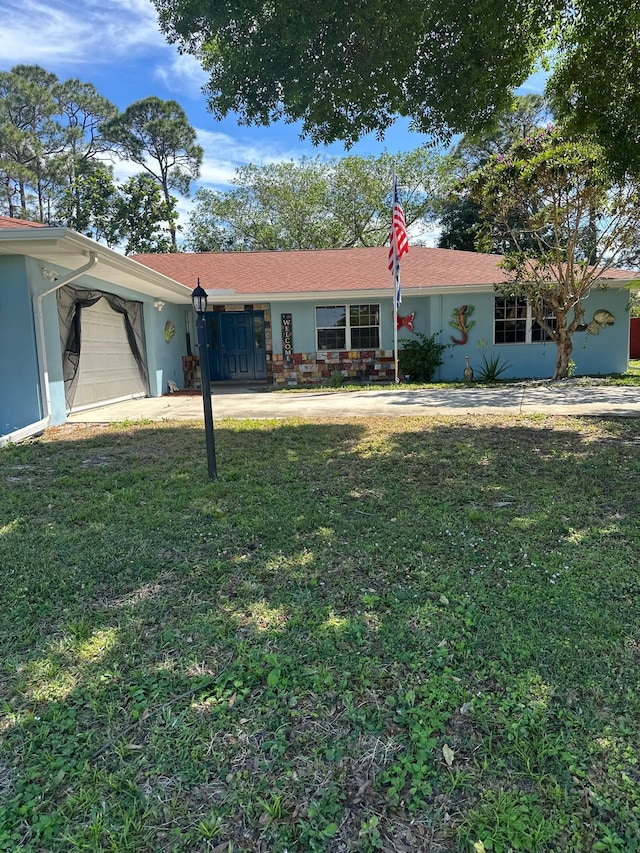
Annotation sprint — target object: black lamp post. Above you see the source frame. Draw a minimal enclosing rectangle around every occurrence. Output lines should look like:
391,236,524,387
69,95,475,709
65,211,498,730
191,278,217,480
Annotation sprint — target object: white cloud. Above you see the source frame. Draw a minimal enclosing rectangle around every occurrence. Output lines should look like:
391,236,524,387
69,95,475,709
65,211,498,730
103,155,144,184
0,0,167,66
195,128,316,188
175,194,196,229
153,54,208,99
97,127,305,197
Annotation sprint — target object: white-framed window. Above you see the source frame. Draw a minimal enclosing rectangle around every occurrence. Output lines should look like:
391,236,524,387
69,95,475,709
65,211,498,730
315,304,380,350
494,296,556,344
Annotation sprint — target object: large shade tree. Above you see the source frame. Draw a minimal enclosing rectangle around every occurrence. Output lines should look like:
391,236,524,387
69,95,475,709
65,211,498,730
468,129,640,380
187,158,338,252
548,2,640,178
185,149,440,252
53,79,119,226
0,67,195,253
56,161,120,245
0,65,62,219
113,174,178,255
153,0,640,175
56,165,177,254
153,0,554,146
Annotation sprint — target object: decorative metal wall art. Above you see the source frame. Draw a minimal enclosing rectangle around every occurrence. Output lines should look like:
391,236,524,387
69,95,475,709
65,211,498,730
450,305,475,345
396,312,415,332
576,309,616,335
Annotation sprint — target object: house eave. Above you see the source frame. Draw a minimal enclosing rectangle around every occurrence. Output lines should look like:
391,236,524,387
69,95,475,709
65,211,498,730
0,227,194,303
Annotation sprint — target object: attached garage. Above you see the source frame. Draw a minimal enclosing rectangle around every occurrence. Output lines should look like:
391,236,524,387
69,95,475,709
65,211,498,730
0,216,193,446
58,285,150,413
72,297,147,410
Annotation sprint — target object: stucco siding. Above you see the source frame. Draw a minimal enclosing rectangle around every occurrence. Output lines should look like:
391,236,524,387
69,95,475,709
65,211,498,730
0,256,42,436
145,302,189,395
269,287,630,383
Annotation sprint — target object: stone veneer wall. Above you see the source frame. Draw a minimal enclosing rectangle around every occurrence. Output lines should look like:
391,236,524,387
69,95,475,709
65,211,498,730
182,355,201,389
272,350,396,385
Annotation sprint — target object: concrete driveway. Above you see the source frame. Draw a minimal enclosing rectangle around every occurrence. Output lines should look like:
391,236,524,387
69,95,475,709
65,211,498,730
67,382,640,422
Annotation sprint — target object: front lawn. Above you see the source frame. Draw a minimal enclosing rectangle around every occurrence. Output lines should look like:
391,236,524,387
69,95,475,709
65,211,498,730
1,416,639,852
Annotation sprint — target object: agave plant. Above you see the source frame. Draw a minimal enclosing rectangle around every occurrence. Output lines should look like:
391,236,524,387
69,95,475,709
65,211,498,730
476,352,512,382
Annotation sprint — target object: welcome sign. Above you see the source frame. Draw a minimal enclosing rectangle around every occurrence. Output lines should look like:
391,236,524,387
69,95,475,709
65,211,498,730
281,313,294,364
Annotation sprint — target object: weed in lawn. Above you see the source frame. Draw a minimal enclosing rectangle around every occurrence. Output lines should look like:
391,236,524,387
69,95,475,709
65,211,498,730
382,681,456,813
297,783,344,852
457,789,560,852
357,814,383,850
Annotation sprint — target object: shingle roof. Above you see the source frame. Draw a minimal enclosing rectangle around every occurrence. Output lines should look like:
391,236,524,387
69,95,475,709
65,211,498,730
0,219,631,295
0,215,48,229
132,246,635,295
132,247,505,293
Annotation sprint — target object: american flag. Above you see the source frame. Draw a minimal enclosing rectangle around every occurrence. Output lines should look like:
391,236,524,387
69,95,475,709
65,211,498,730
388,176,409,305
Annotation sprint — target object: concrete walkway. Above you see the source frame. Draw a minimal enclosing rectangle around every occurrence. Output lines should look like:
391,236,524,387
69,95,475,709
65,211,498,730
67,382,640,422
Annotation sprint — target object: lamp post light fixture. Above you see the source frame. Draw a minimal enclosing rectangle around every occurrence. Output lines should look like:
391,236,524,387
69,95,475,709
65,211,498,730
191,278,217,480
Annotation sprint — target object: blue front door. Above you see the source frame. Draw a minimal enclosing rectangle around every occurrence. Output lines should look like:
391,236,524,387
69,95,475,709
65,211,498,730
208,311,267,381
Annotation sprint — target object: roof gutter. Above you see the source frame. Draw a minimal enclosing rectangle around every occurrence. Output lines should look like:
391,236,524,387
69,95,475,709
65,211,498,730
1,253,98,448
201,283,498,304
0,227,193,302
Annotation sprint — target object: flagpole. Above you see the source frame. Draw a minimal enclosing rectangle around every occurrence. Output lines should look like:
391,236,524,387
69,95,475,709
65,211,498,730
388,166,408,385
392,166,399,384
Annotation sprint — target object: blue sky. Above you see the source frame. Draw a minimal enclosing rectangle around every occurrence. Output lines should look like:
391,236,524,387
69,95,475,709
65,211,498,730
0,0,547,238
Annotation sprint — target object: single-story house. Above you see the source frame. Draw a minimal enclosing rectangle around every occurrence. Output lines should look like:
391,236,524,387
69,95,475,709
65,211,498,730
0,217,193,446
1,215,635,444
133,246,635,386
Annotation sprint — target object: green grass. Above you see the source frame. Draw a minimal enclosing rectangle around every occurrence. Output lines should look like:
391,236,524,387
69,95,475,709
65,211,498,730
2,415,640,852
609,359,640,385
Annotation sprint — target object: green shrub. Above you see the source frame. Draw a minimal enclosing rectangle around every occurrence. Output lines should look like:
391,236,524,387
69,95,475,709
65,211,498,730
398,333,448,382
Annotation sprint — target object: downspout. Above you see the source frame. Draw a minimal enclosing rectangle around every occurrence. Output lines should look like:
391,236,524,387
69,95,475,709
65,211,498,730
0,253,99,448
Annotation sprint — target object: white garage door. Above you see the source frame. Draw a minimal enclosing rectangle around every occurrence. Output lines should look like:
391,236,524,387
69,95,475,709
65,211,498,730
72,298,146,410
